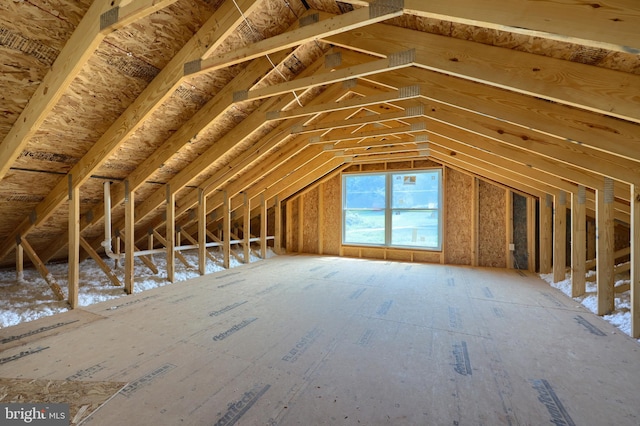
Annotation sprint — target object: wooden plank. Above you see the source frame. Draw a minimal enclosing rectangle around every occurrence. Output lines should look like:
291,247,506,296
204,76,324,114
0,0,178,182
631,184,640,338
471,177,479,267
166,185,175,282
68,177,80,309
79,237,121,287
243,193,251,264
309,123,425,143
223,191,231,269
298,196,304,254
198,189,207,275
286,200,293,254
269,86,421,121
506,190,513,269
318,184,325,255
195,5,404,76
275,196,282,255
527,196,536,272
260,194,268,259
240,53,415,102
151,230,191,269
341,0,640,53
571,187,586,297
539,194,553,274
16,242,23,282
19,237,65,301
326,23,640,123
596,178,615,316
124,180,134,295
553,191,567,283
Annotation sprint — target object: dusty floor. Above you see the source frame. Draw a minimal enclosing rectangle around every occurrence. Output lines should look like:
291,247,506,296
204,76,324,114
1,254,639,425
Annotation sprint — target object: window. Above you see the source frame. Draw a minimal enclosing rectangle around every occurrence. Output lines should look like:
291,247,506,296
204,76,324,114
342,169,442,250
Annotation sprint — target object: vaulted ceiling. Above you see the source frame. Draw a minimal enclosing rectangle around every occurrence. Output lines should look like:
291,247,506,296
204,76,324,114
0,0,638,268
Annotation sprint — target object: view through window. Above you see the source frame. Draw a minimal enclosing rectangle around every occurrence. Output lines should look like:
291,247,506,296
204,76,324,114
342,169,442,249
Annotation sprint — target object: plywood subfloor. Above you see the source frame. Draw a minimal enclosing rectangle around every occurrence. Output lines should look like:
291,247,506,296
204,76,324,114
1,255,639,425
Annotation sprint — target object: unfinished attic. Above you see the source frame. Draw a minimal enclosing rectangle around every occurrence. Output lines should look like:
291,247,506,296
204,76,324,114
1,0,640,424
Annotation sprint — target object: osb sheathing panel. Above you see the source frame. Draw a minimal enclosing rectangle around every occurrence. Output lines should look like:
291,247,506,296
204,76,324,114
413,250,441,263
386,250,412,262
302,187,319,253
445,167,473,265
478,180,507,268
322,175,342,255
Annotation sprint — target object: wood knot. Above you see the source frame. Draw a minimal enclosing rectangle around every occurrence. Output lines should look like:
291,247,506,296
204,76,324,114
532,68,541,72
590,3,601,8
449,57,459,62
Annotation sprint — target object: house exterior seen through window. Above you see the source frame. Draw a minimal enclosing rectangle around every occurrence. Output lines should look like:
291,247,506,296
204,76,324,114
342,169,442,250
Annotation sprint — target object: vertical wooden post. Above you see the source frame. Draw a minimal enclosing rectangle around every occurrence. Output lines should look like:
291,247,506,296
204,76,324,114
223,190,231,269
571,187,586,297
198,188,207,276
596,178,615,315
298,196,304,253
539,194,553,274
166,184,175,283
124,180,135,294
506,190,513,269
471,177,479,267
243,193,250,263
148,230,154,262
68,174,80,308
318,183,325,255
553,191,567,283
286,199,293,254
526,196,536,272
16,241,24,282
274,196,282,255
260,194,267,259
631,183,640,338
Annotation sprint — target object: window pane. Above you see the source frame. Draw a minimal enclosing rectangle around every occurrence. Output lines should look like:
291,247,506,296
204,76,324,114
391,172,439,209
391,210,439,247
345,174,386,209
344,210,386,244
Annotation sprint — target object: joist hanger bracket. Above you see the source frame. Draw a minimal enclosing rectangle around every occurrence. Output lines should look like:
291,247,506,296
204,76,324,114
100,7,119,31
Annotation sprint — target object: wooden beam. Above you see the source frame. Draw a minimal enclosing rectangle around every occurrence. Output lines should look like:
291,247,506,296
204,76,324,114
571,187,587,297
166,185,175,283
327,23,640,123
16,242,23,283
318,184,325,255
298,195,304,253
151,230,191,269
309,122,426,144
632,184,640,338
471,177,479,267
79,237,121,287
124,180,134,294
243,193,251,263
553,191,567,283
506,190,513,269
268,85,421,121
236,50,416,103
68,176,80,309
275,196,282,255
596,178,615,316
260,194,268,259
286,200,293,254
198,189,207,275
194,3,404,76
19,237,65,301
0,0,178,182
527,196,536,272
341,0,640,53
540,194,553,274
223,191,231,269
